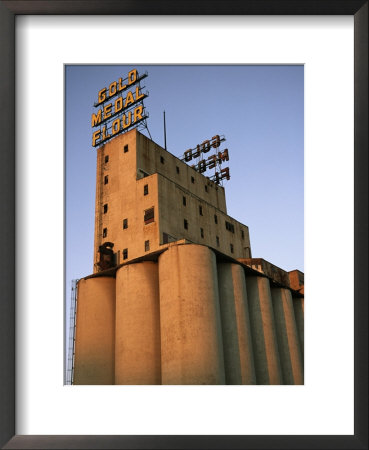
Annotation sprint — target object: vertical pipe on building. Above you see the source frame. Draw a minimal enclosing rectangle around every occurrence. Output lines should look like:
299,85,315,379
217,263,256,384
73,277,115,385
159,244,225,385
115,261,161,385
293,297,304,361
271,288,304,385
246,276,283,385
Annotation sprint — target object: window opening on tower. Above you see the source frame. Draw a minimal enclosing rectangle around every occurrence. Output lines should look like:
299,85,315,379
144,207,154,224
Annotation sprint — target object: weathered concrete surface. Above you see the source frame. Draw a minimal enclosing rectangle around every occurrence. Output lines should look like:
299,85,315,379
159,244,225,384
231,264,256,385
217,263,256,384
217,263,242,384
94,129,251,272
115,262,161,384
157,173,251,259
240,258,290,287
272,287,304,385
73,277,115,385
246,276,283,385
293,297,304,361
289,269,304,294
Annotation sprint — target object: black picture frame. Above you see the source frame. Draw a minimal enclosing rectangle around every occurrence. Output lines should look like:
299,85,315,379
0,1,367,449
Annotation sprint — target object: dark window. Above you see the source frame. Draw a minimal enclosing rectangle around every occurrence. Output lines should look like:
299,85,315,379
103,204,108,214
225,221,235,233
184,219,188,230
183,196,186,206
105,155,109,163
104,175,108,185
191,176,195,184
139,169,149,178
230,244,234,253
124,145,129,153
214,214,218,224
199,205,203,216
216,236,220,246
205,185,208,192
176,166,180,174
241,230,245,239
200,228,204,238
160,156,164,164
123,218,128,229
144,207,154,224
144,184,148,195
123,248,128,259
145,240,150,252
103,228,107,238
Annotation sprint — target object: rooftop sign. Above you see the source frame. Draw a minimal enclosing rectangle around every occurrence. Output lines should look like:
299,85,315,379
91,69,149,148
181,135,231,184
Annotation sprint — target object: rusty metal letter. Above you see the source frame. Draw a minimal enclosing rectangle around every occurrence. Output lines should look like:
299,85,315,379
211,135,221,148
199,160,207,173
217,148,229,163
207,154,217,169
184,150,193,162
220,167,230,180
201,140,211,153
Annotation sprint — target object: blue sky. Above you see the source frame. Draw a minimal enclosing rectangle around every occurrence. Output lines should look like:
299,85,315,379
66,64,304,297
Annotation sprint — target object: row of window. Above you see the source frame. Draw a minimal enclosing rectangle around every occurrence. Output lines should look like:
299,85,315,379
102,153,110,239
103,145,128,164
181,200,244,238
103,204,244,239
102,230,239,260
182,219,234,253
103,145,212,195
102,207,155,238
120,240,150,262
179,167,210,192
143,181,208,201
102,230,234,259
181,197,204,218
117,238,233,261
215,236,234,253
155,151,212,193
102,144,127,240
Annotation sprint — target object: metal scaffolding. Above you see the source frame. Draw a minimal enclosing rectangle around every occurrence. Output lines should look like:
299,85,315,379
66,279,78,385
